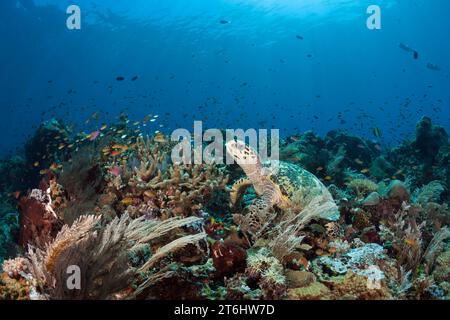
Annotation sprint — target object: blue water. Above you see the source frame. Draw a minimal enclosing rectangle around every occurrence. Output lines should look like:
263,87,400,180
1,0,449,155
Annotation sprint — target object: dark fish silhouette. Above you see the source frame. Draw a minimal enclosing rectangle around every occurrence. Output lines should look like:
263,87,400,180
427,63,441,71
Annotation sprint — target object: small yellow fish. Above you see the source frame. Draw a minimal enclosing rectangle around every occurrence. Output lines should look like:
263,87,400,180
121,198,134,206
154,133,167,143
404,238,417,247
361,168,370,174
324,176,333,181
33,161,40,167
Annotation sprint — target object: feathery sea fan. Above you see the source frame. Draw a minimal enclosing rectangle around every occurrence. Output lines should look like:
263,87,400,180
26,214,207,300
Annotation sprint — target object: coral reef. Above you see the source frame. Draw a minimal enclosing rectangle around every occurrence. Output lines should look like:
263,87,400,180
0,116,449,300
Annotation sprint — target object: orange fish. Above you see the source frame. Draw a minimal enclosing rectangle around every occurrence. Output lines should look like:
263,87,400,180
110,150,123,157
112,144,128,151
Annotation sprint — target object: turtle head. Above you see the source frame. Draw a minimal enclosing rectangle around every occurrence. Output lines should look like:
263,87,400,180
226,140,262,178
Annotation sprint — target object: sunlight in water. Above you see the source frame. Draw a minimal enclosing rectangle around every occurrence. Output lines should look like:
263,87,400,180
226,0,397,18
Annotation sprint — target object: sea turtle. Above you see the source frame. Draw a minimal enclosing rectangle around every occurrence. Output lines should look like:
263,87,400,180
226,140,339,236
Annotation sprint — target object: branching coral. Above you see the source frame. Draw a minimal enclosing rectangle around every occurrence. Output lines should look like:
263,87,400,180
106,135,229,219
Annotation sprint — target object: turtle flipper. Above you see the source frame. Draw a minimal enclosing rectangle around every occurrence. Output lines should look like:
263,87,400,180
230,178,253,209
241,194,277,238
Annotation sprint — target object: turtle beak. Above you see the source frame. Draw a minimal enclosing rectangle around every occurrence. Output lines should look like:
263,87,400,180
226,140,244,161
226,140,259,165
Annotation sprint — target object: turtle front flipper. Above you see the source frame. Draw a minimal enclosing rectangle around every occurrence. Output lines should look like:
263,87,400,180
240,189,278,238
230,178,253,209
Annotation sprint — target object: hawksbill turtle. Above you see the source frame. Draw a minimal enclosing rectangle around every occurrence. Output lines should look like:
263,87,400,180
226,140,339,236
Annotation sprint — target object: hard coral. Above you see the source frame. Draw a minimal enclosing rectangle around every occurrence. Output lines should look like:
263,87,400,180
0,272,30,300
1,257,29,280
246,248,287,299
346,178,378,199
107,135,229,219
323,272,392,300
286,281,330,300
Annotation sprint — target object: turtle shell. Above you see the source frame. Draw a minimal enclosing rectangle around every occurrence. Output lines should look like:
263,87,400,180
262,160,333,211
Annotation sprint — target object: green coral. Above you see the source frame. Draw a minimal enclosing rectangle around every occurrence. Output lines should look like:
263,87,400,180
346,178,379,199
413,181,446,205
